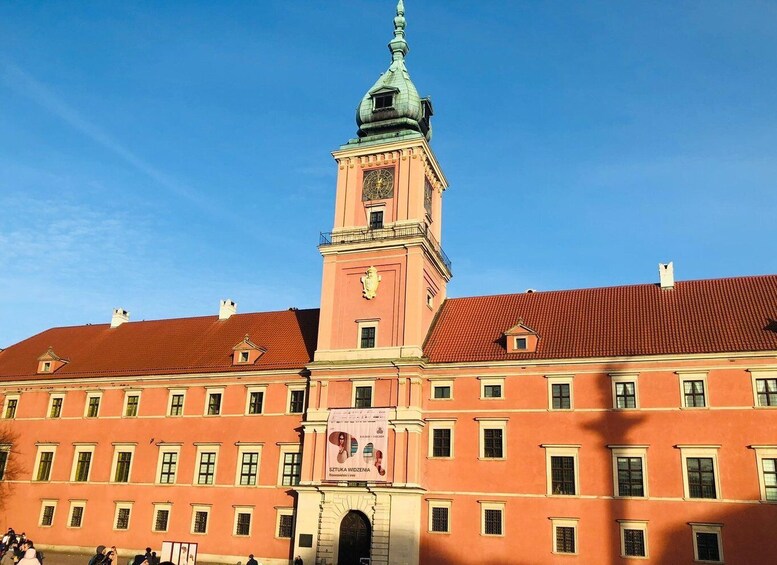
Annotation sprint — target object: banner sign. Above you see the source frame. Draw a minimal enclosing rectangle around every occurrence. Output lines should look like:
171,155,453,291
326,408,389,481
160,541,198,565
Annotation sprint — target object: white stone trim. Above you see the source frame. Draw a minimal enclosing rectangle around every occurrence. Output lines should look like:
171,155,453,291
550,517,579,555
677,371,709,408
618,519,649,559
546,374,574,410
610,373,640,409
109,443,136,483
610,446,649,498
678,446,721,500
542,444,581,496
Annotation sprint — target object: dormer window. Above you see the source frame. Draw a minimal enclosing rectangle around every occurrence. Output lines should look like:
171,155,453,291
232,335,265,366
42,362,52,373
239,351,250,363
504,320,539,353
36,347,68,374
514,337,528,350
373,93,394,111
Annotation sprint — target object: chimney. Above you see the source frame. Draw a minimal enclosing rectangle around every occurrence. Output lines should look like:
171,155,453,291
111,308,130,328
659,262,674,290
219,299,237,320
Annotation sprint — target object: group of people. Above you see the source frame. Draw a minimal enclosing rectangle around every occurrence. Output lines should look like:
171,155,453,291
89,545,159,565
0,529,44,565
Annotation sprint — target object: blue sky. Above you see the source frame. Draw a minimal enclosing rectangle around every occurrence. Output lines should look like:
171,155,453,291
1,1,776,348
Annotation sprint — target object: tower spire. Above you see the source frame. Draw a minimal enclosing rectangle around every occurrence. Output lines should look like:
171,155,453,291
389,0,408,62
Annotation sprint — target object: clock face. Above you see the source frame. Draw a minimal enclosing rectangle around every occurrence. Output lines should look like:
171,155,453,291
362,168,394,201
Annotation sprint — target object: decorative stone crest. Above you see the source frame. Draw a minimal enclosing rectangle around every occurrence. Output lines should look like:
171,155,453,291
361,266,381,300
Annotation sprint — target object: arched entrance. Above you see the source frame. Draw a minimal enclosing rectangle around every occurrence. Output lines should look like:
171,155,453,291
338,510,371,565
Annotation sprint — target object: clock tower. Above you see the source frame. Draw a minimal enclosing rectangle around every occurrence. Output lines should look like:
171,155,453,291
315,0,451,362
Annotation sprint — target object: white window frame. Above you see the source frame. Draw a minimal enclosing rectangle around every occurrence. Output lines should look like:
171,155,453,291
275,507,295,539
84,392,102,418
366,204,386,229
204,388,225,416
155,444,182,485
66,500,86,529
238,350,251,364
427,499,451,534
33,443,58,482
286,384,306,414
277,444,302,486
190,504,211,535
749,445,777,502
479,377,505,400
109,443,136,483
430,379,453,400
3,394,19,419
234,443,263,487
70,444,96,482
357,320,379,349
546,374,574,410
678,445,721,500
749,369,777,408
479,501,505,537
112,501,133,531
618,520,649,559
38,499,57,527
690,523,724,563
193,444,220,486
244,386,268,415
609,445,649,498
550,517,579,555
122,390,141,417
477,418,507,460
167,388,187,417
47,393,65,418
610,373,640,410
427,419,456,459
233,505,254,537
543,444,581,496
677,371,709,409
152,503,172,533
351,379,375,408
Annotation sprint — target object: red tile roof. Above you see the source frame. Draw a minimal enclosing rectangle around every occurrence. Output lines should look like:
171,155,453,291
423,275,777,363
0,309,319,381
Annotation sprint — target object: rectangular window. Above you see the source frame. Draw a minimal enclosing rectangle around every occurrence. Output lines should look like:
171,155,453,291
483,429,503,459
278,513,294,538
49,396,63,418
623,529,646,557
35,451,53,481
692,525,723,563
762,458,777,501
360,326,376,349
683,380,706,408
114,452,132,483
431,506,449,533
235,512,251,536
289,389,305,414
555,526,576,553
615,382,637,409
373,93,393,110
206,392,222,416
756,378,777,407
433,385,451,399
0,450,7,481
551,456,576,495
433,428,451,458
86,395,100,418
197,452,217,485
193,510,209,534
40,504,55,527
69,505,84,528
4,399,17,419
248,391,264,414
74,451,92,482
687,457,717,499
479,504,504,536
154,508,170,532
115,507,131,530
369,210,384,229
552,383,571,410
483,384,502,398
239,452,259,486
159,451,178,484
354,386,373,408
124,394,139,417
617,457,644,497
169,393,185,416
281,452,301,486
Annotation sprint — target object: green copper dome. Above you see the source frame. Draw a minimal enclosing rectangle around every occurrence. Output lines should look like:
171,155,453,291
351,0,433,145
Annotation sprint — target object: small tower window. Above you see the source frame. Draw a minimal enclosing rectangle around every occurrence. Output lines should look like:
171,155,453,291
360,326,376,349
369,210,384,229
373,93,394,110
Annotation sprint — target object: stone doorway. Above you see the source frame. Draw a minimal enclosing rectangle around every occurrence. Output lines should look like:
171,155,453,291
337,510,371,565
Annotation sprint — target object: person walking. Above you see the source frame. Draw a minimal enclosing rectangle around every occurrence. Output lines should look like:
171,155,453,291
246,555,258,565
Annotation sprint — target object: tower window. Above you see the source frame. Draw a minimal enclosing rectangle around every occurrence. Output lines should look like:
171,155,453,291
360,326,376,349
373,93,393,110
369,210,384,229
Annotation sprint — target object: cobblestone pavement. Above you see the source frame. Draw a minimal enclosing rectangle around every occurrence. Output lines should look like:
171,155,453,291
39,552,223,565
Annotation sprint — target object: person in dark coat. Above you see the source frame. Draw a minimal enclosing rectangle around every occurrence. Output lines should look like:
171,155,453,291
246,555,258,565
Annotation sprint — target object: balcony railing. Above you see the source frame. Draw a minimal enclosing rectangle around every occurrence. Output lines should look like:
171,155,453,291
319,223,452,273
